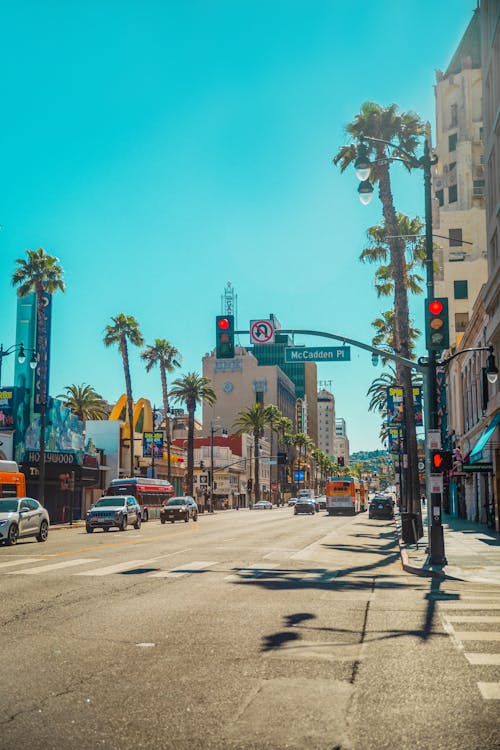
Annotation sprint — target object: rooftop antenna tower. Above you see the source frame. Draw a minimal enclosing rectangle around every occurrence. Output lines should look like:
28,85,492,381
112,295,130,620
221,282,239,344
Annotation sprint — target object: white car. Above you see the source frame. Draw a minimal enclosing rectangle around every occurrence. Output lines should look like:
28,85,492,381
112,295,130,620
0,497,50,546
254,501,273,509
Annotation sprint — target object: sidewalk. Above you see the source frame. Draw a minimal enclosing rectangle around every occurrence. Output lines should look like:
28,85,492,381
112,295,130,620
396,506,500,584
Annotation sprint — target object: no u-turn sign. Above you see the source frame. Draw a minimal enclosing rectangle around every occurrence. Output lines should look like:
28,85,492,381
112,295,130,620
250,319,275,344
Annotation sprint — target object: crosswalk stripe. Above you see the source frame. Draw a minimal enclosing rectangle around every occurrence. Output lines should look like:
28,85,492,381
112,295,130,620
149,561,217,579
477,682,500,700
0,558,47,570
225,563,279,582
453,631,500,641
76,559,153,576
439,603,500,610
8,558,100,574
465,653,500,665
444,616,500,623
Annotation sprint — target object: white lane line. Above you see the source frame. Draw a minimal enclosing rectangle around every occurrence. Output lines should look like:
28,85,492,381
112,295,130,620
444,616,500,623
439,603,500,610
76,559,153,576
477,682,500,700
453,631,500,641
465,653,500,665
8,558,100,575
225,563,279,582
149,561,217,579
0,558,47,570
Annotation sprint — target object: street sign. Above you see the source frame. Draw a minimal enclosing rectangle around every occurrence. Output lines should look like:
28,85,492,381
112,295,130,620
250,319,275,344
284,346,351,363
427,430,441,450
430,474,443,493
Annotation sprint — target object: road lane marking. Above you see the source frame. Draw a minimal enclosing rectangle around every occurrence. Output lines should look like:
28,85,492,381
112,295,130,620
76,559,153,576
26,535,193,559
439,603,500,610
444,616,500,623
0,558,48,569
453,631,500,641
477,682,500,700
225,563,279,583
465,653,500,665
149,561,217,578
8,558,100,574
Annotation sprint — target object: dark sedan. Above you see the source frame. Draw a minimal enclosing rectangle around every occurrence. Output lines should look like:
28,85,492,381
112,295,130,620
368,495,395,520
294,499,316,515
160,496,198,524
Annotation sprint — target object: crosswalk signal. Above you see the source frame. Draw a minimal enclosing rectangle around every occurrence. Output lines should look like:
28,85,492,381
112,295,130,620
216,315,235,359
426,298,449,351
431,450,453,472
338,457,344,467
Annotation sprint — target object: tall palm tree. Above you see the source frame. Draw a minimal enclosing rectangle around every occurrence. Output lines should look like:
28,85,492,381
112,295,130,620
103,314,144,477
141,339,181,481
334,101,424,516
233,404,275,503
292,432,314,488
12,248,65,504
169,373,216,497
371,310,420,362
57,384,109,421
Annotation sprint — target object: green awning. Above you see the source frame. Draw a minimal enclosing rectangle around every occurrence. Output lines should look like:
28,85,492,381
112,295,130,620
469,412,500,464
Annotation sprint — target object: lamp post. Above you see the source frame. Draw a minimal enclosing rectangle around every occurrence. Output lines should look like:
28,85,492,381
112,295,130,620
209,418,221,513
352,132,437,549
0,343,37,387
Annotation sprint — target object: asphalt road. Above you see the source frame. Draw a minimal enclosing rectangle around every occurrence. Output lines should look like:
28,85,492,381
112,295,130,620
1,507,499,750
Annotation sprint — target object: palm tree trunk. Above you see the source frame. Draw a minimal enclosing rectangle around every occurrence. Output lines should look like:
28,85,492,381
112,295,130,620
160,365,172,482
254,430,261,502
121,339,135,477
378,162,420,519
187,400,195,497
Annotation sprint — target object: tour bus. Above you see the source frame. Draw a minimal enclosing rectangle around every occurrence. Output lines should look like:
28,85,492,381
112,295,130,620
325,476,365,515
0,460,26,499
105,477,174,521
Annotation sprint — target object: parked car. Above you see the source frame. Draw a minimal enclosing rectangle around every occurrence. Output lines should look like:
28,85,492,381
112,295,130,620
294,499,316,515
160,496,198,523
288,497,298,507
316,495,327,510
254,500,273,509
86,495,142,533
368,495,395,520
0,497,50,546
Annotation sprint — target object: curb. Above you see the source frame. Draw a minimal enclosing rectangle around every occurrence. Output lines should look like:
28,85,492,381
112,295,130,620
395,520,445,579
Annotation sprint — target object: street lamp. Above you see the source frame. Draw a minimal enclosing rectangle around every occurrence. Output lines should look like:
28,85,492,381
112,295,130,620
210,418,228,513
0,342,38,386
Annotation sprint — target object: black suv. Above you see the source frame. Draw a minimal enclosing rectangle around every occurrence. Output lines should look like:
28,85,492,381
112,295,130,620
368,495,394,520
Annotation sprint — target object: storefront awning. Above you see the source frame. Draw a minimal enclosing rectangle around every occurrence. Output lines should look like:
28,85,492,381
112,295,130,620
469,411,500,464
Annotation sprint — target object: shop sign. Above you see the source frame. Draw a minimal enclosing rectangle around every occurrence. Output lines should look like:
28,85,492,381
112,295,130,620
23,451,77,465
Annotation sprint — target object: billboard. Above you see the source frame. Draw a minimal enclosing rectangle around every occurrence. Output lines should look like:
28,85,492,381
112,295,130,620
0,389,15,430
294,470,305,481
143,431,165,458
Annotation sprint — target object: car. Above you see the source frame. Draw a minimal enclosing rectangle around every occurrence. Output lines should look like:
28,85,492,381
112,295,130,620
288,497,298,507
368,495,395,520
86,495,142,533
254,500,273,509
0,497,50,546
316,495,327,510
294,499,316,515
160,496,198,523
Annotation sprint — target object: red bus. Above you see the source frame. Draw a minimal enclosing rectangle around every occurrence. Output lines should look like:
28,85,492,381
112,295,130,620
105,477,174,521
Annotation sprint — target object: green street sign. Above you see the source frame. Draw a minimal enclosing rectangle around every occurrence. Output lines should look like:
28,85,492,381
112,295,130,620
284,346,351,363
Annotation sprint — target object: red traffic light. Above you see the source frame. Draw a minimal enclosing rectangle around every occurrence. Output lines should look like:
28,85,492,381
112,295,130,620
429,300,443,315
217,318,230,330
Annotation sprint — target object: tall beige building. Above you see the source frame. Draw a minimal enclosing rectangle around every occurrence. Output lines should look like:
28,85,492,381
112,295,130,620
433,9,487,346
317,390,336,459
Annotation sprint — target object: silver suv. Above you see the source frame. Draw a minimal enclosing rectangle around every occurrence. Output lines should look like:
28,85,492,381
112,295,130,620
86,496,142,533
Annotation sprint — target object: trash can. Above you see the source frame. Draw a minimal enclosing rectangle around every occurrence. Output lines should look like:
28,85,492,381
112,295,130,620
401,512,423,544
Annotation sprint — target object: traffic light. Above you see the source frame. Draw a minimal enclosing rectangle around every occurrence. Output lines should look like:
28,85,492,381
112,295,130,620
338,457,344,467
247,479,253,491
425,298,449,351
430,450,453,472
216,315,235,359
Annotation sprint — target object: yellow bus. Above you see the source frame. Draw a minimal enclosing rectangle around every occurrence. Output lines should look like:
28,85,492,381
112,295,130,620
325,476,365,516
0,460,26,499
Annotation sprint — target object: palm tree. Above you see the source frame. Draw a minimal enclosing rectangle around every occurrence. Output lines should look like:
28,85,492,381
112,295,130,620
169,373,216,497
371,310,420,362
103,314,144,477
141,339,181,481
57,384,109,421
292,432,314,489
334,101,424,516
233,404,275,503
12,248,65,504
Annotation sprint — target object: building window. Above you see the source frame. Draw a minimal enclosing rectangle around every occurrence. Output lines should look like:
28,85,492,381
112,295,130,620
449,133,457,152
454,280,468,299
449,184,458,203
255,391,264,405
455,312,469,332
435,189,444,206
490,231,498,266
449,228,463,246
473,179,485,196
450,104,458,128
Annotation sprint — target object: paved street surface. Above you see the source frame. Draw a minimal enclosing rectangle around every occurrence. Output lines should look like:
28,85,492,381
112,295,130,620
1,508,499,749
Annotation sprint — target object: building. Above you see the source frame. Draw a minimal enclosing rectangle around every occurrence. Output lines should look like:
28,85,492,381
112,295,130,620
335,418,350,465
317,390,336,459
433,8,487,346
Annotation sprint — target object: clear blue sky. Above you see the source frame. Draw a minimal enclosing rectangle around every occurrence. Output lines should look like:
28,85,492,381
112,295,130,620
0,0,477,452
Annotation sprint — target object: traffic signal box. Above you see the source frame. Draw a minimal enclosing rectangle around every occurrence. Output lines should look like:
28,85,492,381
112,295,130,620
216,315,235,359
425,298,450,351
430,450,453,472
